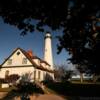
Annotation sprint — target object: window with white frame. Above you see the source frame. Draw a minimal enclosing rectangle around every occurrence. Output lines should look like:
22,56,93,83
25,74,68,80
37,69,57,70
22,58,27,64
7,59,12,65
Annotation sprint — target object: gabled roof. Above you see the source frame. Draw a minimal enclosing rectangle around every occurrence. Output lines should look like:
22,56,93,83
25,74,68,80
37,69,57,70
32,56,50,66
1,47,53,73
1,48,21,66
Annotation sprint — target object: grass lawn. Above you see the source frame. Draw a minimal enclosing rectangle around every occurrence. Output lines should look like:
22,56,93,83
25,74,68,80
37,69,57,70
71,81,100,84
62,79,100,85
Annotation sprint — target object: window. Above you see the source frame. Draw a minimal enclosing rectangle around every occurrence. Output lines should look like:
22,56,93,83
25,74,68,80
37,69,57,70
38,71,41,79
43,72,45,79
17,51,20,55
34,70,36,80
7,59,12,65
5,70,9,78
22,58,27,64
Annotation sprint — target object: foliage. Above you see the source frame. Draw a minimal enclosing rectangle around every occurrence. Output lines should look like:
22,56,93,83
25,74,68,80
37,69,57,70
61,70,74,82
0,78,6,83
13,72,44,99
54,65,75,82
19,72,33,83
56,0,100,76
0,0,100,75
16,81,44,94
0,0,69,34
5,74,20,83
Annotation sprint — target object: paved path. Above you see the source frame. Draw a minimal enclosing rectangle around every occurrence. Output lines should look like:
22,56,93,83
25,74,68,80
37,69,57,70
0,92,8,99
30,94,66,100
0,92,67,100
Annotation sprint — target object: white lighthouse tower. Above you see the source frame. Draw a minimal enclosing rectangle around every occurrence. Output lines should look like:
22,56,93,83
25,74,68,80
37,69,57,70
44,32,54,79
44,32,53,69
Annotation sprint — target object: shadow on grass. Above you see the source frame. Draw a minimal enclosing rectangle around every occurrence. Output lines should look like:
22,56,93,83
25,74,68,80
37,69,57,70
0,90,19,100
45,81,100,99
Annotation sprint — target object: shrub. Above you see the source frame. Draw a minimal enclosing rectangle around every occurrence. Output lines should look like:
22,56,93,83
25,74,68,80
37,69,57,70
0,78,6,83
16,82,44,94
5,74,20,84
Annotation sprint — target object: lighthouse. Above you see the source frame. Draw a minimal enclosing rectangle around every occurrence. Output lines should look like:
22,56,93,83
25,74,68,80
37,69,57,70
44,32,54,70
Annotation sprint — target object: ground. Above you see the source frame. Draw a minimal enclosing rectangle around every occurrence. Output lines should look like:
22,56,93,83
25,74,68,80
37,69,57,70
0,81,100,100
30,94,66,100
0,85,66,100
0,92,66,100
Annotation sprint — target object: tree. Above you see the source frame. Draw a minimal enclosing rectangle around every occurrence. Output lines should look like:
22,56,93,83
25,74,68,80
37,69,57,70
56,1,100,81
0,0,69,34
54,65,66,81
75,64,87,83
0,0,100,78
54,65,75,82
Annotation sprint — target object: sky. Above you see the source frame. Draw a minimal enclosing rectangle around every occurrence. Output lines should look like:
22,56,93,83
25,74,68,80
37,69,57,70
0,17,74,69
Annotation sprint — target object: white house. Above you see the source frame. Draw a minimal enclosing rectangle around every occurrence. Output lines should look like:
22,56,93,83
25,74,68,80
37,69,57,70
0,32,54,82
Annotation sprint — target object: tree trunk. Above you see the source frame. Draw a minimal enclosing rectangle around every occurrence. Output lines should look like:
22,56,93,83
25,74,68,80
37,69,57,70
80,73,83,83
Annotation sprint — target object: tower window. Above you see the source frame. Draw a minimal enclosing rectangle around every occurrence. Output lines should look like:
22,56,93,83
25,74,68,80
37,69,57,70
22,58,27,64
7,59,12,65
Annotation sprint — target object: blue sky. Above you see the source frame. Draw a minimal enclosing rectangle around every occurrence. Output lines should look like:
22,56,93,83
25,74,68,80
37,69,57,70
0,17,73,68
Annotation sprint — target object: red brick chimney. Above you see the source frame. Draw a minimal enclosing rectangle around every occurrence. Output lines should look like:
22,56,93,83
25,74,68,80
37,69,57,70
27,50,33,57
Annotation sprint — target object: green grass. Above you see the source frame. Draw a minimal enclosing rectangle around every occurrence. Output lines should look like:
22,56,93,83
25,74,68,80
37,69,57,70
71,81,100,84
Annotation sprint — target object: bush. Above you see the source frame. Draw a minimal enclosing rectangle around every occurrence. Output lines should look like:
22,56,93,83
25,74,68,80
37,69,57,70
0,78,6,83
16,82,44,94
5,74,20,84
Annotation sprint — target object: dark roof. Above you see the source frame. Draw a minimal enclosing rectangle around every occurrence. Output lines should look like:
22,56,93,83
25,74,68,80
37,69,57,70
1,47,53,73
32,56,50,66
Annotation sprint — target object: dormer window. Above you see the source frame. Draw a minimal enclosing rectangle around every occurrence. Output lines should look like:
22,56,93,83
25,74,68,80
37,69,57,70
22,58,27,64
7,59,12,65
